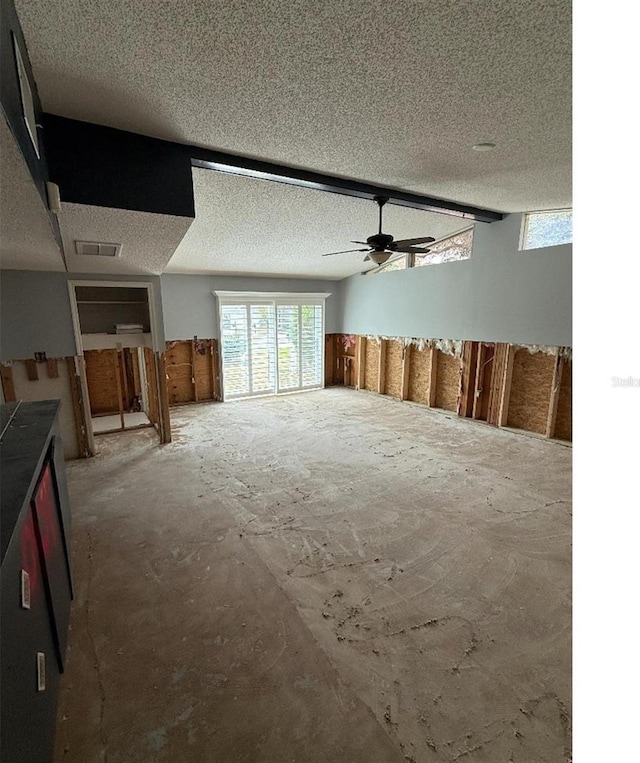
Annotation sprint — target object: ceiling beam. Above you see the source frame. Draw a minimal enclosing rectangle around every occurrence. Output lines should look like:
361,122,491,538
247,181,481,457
189,150,503,224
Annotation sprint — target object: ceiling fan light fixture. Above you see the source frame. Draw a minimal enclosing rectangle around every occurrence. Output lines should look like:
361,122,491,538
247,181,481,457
369,251,391,265
472,142,497,152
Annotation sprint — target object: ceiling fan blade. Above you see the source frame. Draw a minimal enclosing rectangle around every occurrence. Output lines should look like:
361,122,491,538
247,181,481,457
393,236,436,247
394,246,432,254
351,241,370,245
321,248,369,257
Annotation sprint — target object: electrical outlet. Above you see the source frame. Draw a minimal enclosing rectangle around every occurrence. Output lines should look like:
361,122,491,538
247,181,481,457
21,569,30,609
37,652,46,691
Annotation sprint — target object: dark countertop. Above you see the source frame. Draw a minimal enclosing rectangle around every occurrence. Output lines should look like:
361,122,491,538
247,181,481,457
1,400,61,565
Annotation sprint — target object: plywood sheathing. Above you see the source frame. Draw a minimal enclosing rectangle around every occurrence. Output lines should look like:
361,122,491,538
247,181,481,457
364,338,380,392
405,346,436,405
383,339,403,398
165,340,197,404
435,350,462,412
554,359,572,441
84,349,121,416
164,339,220,405
507,349,556,435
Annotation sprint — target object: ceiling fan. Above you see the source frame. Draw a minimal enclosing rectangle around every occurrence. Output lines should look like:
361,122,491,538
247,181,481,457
321,195,436,265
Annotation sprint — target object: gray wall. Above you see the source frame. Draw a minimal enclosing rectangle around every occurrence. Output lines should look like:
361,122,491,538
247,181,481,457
339,213,572,346
161,274,341,340
0,270,165,360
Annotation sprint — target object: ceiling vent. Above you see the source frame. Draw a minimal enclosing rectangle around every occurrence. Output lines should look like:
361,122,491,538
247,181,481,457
75,240,122,257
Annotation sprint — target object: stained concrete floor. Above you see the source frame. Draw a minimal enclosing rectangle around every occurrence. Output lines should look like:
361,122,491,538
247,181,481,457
55,388,571,762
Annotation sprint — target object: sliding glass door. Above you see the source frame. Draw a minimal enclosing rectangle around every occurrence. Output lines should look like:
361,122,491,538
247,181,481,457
219,296,326,401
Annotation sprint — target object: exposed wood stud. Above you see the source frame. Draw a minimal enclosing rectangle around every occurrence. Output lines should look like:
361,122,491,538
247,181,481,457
325,335,335,387
46,358,59,378
472,344,487,419
546,354,564,438
143,347,160,429
158,352,172,443
25,359,39,381
1,364,17,402
486,343,506,426
191,337,199,402
377,340,387,394
210,342,217,400
114,350,125,430
498,345,515,427
212,340,221,401
401,345,412,400
427,347,438,407
458,341,476,417
67,356,89,457
356,336,366,390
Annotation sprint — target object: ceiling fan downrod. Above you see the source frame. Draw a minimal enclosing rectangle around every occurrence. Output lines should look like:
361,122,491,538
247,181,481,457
373,195,389,236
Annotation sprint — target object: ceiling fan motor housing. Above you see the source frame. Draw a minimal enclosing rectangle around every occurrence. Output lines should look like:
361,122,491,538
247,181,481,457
367,233,394,249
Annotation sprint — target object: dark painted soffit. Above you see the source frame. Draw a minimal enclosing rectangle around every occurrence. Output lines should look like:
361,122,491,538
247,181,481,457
42,113,503,223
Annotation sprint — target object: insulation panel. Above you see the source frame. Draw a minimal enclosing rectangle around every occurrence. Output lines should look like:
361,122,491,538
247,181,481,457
164,341,194,404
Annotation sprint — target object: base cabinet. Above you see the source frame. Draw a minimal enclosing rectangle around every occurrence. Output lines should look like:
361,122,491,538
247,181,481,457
1,401,73,762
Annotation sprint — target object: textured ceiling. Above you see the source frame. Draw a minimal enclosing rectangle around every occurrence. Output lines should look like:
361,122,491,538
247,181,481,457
166,169,469,278
0,116,64,271
59,203,193,275
16,0,571,215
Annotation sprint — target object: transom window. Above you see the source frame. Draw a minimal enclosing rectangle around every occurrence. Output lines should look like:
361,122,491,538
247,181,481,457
414,228,474,267
370,227,474,274
521,209,572,250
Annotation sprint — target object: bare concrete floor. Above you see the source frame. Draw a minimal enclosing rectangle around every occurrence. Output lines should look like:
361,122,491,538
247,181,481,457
55,388,571,762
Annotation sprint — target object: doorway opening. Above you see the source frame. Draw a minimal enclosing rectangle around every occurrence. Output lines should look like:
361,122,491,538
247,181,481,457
68,281,164,447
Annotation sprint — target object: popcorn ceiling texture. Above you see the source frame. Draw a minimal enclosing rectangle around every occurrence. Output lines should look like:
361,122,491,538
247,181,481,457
16,0,571,215
59,203,193,276
0,117,64,271
166,170,466,278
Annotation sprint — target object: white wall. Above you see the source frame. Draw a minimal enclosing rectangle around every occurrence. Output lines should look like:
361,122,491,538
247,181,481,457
161,274,342,340
339,213,572,347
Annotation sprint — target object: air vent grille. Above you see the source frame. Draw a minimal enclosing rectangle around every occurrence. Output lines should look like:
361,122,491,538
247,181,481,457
75,240,122,257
